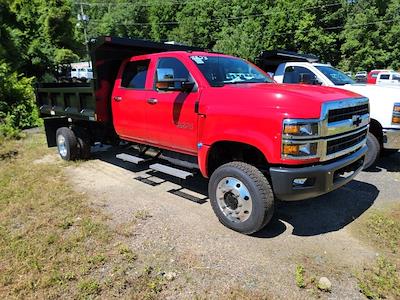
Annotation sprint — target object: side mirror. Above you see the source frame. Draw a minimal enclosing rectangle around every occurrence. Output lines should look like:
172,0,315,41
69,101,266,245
156,67,195,92
156,79,195,92
299,73,321,85
299,73,313,84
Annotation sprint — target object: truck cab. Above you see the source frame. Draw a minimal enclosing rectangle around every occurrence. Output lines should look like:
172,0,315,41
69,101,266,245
376,71,400,86
257,50,400,169
36,37,369,234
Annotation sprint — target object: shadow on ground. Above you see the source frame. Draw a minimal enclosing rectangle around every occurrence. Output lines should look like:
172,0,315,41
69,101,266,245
364,151,400,172
91,145,379,238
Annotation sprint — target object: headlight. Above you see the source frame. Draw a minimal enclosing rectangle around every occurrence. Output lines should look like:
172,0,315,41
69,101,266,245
283,120,319,137
393,103,400,124
282,119,320,159
282,142,318,157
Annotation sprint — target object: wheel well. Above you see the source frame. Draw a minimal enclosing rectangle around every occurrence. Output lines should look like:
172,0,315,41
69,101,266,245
207,141,268,175
369,119,383,145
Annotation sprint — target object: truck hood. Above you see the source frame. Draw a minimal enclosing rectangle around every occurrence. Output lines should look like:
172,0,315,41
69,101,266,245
343,84,400,101
202,83,364,119
340,84,399,128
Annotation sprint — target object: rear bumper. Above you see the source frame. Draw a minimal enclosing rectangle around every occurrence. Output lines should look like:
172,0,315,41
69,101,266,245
269,145,367,201
383,128,400,149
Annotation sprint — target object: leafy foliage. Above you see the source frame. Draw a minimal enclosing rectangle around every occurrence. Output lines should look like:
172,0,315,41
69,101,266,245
0,62,39,139
1,0,400,136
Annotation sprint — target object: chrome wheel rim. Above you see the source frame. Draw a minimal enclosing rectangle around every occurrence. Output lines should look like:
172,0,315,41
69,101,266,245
57,135,67,157
216,177,252,223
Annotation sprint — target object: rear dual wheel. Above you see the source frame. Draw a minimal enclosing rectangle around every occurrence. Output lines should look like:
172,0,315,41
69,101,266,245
208,162,274,235
56,127,91,161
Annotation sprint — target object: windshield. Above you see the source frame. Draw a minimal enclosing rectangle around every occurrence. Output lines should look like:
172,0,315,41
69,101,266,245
190,56,273,86
393,73,400,81
315,65,355,85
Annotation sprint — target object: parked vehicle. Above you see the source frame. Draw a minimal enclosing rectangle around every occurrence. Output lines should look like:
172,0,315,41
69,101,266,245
355,71,367,83
70,62,93,81
36,37,369,234
367,69,389,84
376,71,400,86
257,50,400,169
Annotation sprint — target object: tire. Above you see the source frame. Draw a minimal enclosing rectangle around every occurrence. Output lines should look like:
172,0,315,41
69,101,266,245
75,129,91,159
364,132,380,169
208,162,274,234
56,127,79,161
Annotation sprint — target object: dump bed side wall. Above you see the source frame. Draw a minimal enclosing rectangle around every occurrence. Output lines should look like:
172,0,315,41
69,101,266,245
36,82,96,121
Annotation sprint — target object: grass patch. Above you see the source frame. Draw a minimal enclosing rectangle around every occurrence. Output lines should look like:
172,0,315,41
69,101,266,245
358,257,400,300
295,265,306,288
352,205,400,299
0,132,171,299
78,279,101,298
133,209,152,221
353,206,400,255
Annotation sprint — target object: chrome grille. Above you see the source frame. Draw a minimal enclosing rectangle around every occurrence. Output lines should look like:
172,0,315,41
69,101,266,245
327,129,368,155
320,97,369,160
328,104,369,123
281,97,369,161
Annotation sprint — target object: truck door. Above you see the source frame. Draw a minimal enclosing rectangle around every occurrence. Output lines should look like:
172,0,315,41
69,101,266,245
377,73,390,85
145,57,199,154
111,58,152,142
283,66,321,85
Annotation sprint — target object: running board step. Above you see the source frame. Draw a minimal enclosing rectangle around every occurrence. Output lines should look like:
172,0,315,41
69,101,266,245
116,153,145,164
149,163,193,179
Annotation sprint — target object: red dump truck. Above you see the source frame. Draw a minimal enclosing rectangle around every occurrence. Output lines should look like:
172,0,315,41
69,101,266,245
36,36,369,234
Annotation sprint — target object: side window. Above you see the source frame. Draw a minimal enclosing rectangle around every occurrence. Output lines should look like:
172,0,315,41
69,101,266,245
380,74,390,80
283,66,317,84
121,59,150,89
155,57,194,89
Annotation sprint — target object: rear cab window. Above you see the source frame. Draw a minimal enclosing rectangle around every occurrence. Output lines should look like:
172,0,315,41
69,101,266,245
121,60,150,89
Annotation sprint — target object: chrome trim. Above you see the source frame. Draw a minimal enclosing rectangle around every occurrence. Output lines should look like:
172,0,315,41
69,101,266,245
322,138,367,161
282,97,370,160
320,97,369,136
383,129,400,149
282,126,368,160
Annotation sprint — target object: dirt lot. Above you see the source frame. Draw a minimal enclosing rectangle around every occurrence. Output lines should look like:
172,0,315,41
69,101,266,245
60,145,399,299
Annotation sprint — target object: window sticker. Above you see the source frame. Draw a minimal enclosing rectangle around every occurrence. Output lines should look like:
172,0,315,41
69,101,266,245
190,56,208,64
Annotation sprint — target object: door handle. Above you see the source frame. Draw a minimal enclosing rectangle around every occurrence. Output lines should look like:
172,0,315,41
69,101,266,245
147,98,158,105
113,96,122,102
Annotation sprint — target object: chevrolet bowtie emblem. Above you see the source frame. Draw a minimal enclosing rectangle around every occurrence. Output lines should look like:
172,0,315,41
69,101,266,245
352,115,362,127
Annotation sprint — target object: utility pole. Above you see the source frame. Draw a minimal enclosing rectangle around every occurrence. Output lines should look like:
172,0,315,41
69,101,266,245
77,2,90,61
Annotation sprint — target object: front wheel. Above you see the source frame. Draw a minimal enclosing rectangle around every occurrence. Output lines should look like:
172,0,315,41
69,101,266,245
364,132,381,170
208,162,274,234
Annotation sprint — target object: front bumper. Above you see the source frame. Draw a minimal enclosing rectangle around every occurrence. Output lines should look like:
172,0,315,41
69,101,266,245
269,145,367,201
383,128,400,149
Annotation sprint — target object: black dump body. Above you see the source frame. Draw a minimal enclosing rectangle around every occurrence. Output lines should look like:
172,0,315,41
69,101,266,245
256,50,319,73
36,36,203,146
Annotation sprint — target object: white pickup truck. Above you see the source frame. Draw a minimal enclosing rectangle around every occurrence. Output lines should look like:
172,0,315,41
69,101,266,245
376,71,400,86
257,51,400,169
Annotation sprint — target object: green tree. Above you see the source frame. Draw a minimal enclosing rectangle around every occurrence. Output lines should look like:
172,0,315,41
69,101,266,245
340,0,389,71
383,0,400,70
0,62,39,138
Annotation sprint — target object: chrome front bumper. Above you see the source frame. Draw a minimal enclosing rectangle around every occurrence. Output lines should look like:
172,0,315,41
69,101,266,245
383,128,400,149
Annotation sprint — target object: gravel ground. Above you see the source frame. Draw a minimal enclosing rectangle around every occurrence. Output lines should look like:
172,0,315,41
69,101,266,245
63,147,400,299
